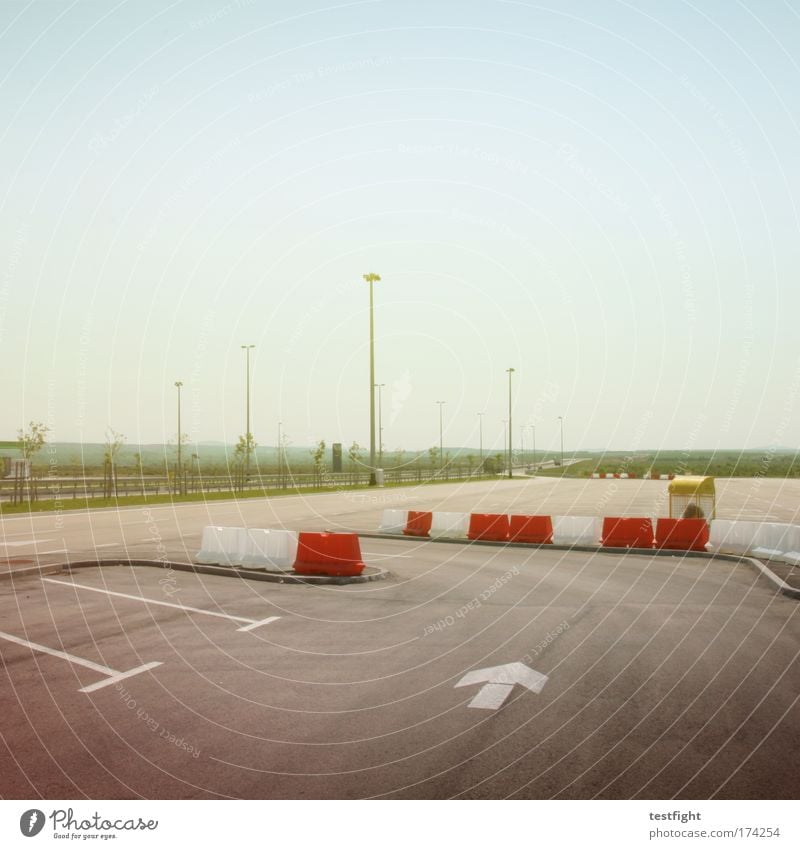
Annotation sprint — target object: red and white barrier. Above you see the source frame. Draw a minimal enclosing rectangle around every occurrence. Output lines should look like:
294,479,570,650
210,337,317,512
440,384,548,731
379,509,408,535
430,511,469,539
552,516,602,546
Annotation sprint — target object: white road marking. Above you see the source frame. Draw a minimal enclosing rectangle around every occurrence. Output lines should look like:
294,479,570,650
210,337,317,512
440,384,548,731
42,578,281,631
0,630,162,693
38,549,67,555
78,662,163,694
93,543,119,548
236,616,282,632
467,682,514,710
455,662,549,710
0,629,114,675
1,539,52,547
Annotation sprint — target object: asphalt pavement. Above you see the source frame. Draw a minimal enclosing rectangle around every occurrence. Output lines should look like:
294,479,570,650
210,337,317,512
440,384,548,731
0,476,798,799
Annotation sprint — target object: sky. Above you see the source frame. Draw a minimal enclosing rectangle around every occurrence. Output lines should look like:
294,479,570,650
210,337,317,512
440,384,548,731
1,0,799,455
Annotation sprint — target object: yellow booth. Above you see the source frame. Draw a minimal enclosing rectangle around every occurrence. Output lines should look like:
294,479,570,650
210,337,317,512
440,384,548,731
668,475,716,520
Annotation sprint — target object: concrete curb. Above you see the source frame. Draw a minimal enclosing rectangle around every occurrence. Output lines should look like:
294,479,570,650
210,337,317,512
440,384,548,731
1,558,389,586
0,563,64,582
360,532,800,599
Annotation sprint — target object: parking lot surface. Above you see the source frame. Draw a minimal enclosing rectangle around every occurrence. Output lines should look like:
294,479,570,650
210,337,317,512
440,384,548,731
2,498,798,799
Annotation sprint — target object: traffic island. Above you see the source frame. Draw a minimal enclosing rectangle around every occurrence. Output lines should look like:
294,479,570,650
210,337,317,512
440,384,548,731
52,558,389,585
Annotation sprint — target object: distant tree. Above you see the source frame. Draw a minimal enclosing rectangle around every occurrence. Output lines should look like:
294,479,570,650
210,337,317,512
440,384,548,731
17,421,50,460
428,446,440,469
348,441,362,468
102,428,125,497
104,428,125,466
234,432,257,465
310,439,326,484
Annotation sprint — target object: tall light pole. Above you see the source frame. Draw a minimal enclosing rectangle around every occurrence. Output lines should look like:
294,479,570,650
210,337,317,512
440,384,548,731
241,344,255,478
277,420,282,486
363,272,381,485
477,412,484,472
506,367,515,479
375,383,385,468
558,415,564,468
174,381,183,494
436,401,446,472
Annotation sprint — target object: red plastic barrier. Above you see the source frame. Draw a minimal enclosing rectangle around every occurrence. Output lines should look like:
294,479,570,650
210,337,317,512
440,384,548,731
602,517,655,549
468,513,510,541
655,518,709,552
404,511,432,537
293,532,366,576
509,515,554,544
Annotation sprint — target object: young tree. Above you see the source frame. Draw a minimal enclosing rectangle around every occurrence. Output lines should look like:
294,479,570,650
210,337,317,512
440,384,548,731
428,445,440,469
103,427,125,497
310,439,326,484
234,432,257,464
17,421,50,460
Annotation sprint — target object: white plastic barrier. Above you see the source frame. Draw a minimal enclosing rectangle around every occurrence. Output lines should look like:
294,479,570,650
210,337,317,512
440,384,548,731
552,516,602,546
751,522,800,562
241,529,298,569
708,520,762,556
195,526,249,565
379,509,408,535
430,511,469,539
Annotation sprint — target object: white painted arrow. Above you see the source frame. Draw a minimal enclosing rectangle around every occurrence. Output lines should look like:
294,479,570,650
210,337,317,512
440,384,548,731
455,662,549,710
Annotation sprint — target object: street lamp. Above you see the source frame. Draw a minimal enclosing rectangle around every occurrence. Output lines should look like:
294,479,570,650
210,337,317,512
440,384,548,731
277,420,282,487
363,272,381,485
558,415,564,468
174,381,183,494
436,401,446,472
241,344,255,479
477,412,485,472
506,367,515,479
375,383,385,468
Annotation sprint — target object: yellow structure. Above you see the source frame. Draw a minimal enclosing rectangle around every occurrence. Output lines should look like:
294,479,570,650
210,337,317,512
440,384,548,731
668,475,716,520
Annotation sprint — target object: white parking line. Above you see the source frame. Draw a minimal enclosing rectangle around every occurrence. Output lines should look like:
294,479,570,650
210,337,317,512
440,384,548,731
38,549,67,555
93,543,119,549
1,540,53,547
0,630,162,694
42,578,281,632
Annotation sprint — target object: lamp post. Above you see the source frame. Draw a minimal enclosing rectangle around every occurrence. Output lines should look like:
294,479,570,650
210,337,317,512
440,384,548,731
436,401,445,473
174,381,183,494
375,383,385,468
277,420,282,487
506,367,515,479
241,344,255,479
363,272,381,485
478,412,484,472
558,415,564,468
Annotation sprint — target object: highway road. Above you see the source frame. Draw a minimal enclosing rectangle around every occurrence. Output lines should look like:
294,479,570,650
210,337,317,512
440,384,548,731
1,476,798,799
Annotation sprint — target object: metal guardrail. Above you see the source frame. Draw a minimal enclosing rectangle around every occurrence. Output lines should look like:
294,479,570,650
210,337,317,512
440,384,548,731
0,466,500,503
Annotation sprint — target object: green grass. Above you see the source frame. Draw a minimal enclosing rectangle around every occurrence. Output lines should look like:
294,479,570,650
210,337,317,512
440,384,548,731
537,450,800,479
0,474,501,515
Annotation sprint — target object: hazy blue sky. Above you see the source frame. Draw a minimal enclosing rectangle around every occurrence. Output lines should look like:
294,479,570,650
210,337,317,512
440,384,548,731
1,0,799,454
